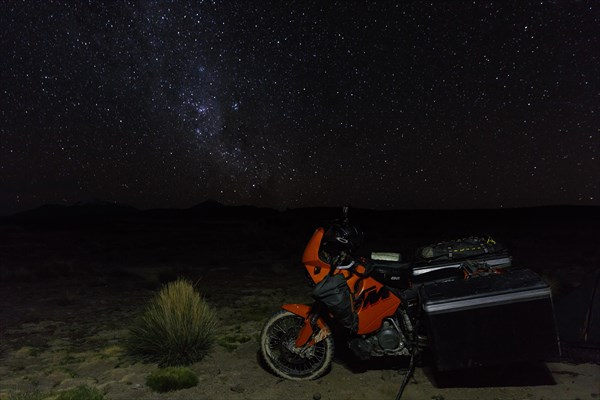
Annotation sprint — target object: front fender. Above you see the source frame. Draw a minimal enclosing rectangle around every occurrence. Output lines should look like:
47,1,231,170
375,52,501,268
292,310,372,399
282,303,312,318
281,303,331,347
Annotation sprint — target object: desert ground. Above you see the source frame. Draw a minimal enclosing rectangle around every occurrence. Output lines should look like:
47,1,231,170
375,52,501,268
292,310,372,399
1,204,599,400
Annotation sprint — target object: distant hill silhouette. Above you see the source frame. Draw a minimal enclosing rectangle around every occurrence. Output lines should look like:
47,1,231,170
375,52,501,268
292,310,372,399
2,200,598,230
189,199,225,210
1,199,284,225
5,200,139,223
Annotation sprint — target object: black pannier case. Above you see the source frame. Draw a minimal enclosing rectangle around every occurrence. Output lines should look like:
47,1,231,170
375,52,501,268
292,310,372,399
421,268,560,371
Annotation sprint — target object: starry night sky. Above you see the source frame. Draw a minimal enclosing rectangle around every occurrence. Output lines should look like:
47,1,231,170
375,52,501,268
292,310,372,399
1,1,598,214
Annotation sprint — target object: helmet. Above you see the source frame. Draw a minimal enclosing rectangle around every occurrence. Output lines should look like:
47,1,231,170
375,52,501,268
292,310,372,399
321,223,363,254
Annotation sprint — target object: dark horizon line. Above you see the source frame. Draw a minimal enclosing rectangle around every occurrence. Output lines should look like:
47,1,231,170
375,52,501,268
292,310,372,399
2,199,599,218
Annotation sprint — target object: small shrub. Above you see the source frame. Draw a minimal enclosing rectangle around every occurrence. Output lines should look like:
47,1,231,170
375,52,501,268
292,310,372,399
8,391,44,400
127,278,217,365
55,385,103,400
217,333,252,352
146,366,198,392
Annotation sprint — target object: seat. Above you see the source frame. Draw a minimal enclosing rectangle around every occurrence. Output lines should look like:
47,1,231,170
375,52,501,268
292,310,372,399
369,260,412,289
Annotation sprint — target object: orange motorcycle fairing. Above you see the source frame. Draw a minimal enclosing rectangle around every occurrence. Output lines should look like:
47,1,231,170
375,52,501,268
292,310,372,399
302,228,333,283
281,304,331,347
353,275,402,335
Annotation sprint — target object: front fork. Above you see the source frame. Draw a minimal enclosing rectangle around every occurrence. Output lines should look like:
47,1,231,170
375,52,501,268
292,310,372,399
282,303,331,348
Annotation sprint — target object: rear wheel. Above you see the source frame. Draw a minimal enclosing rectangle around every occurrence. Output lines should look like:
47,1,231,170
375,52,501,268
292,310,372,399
260,310,334,380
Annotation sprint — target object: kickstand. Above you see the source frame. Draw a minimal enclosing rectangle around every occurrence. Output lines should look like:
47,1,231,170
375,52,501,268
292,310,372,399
395,349,417,400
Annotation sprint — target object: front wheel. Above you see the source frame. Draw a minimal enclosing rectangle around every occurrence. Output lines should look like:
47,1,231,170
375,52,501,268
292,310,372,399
260,310,334,380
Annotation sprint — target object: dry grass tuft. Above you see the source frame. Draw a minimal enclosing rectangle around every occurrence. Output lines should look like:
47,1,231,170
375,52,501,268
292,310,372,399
55,386,103,400
146,366,198,392
127,278,217,366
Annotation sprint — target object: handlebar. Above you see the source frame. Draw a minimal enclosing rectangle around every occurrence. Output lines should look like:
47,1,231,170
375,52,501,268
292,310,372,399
332,254,374,277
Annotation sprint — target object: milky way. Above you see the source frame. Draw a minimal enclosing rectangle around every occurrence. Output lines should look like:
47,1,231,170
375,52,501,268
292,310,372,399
1,1,598,213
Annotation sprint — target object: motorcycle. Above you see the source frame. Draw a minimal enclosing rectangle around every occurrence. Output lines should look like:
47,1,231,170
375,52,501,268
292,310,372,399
260,207,560,385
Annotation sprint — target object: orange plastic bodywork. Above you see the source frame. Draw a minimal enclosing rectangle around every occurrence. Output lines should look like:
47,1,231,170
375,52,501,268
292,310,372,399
282,303,329,347
301,227,402,336
352,275,401,334
282,303,312,318
302,228,332,283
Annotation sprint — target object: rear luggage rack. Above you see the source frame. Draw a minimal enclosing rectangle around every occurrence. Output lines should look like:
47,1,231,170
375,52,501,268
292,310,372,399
412,252,512,276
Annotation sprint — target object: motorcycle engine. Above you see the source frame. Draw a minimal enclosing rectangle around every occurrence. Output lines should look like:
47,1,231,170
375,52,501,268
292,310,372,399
377,320,402,351
349,318,411,359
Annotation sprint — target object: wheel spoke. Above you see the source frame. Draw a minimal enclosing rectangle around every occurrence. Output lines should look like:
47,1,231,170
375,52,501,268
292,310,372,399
264,314,330,378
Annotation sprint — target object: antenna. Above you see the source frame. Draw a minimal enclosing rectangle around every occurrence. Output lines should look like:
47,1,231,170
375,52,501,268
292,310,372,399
342,205,349,224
